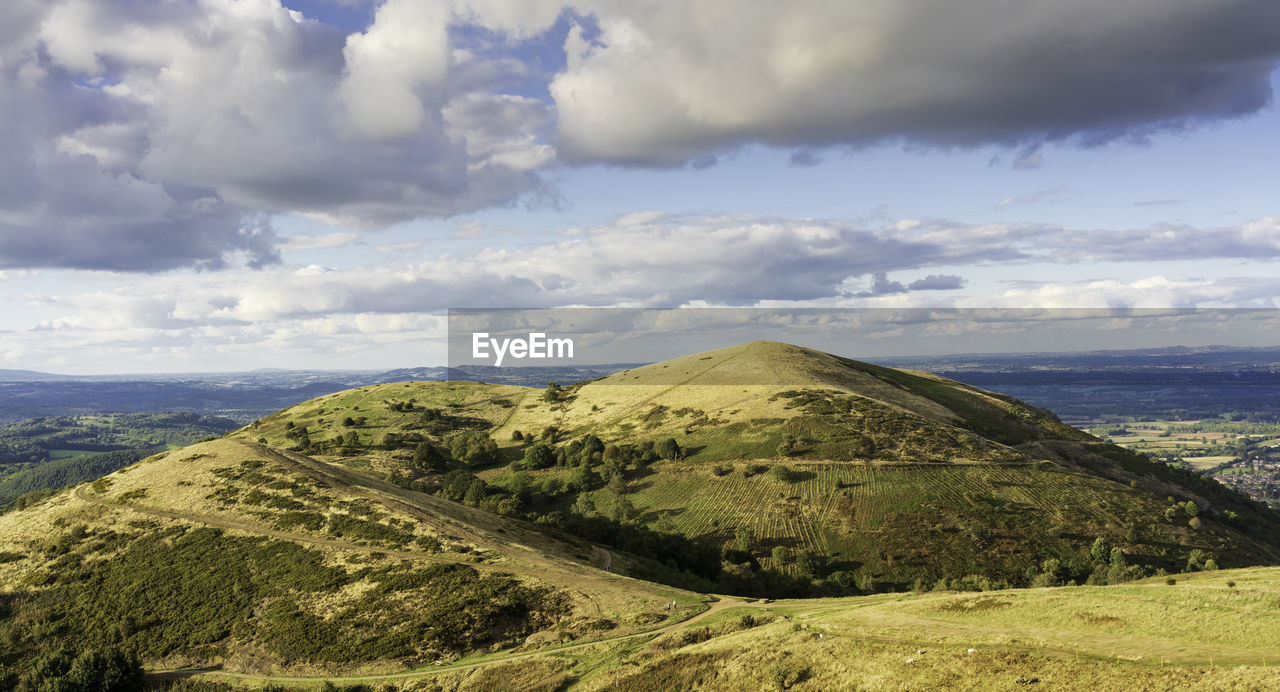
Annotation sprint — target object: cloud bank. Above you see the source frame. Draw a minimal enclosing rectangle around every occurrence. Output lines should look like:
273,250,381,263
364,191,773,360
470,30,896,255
1,0,1278,271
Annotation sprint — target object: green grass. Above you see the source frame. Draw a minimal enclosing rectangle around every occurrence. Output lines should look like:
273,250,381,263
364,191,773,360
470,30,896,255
613,459,1227,585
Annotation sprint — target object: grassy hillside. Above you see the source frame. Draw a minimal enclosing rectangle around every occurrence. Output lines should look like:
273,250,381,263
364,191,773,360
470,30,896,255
0,438,700,687
2,340,1278,688
143,566,1280,690
226,341,1280,597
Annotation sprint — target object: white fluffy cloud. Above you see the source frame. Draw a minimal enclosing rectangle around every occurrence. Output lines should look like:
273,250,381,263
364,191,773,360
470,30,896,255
0,0,556,271
2,0,1279,274
23,212,1280,324
10,210,1280,369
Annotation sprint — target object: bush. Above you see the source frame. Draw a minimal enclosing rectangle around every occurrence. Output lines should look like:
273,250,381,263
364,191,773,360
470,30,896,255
769,465,801,483
19,646,144,691
770,663,809,690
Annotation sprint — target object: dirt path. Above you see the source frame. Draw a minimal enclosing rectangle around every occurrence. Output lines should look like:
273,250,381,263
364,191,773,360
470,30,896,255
150,597,752,685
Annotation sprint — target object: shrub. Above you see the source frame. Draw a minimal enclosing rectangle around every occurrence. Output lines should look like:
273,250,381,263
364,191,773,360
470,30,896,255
769,465,800,483
19,646,144,692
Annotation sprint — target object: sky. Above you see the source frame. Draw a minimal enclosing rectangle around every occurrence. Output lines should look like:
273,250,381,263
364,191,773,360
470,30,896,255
1,0,1280,373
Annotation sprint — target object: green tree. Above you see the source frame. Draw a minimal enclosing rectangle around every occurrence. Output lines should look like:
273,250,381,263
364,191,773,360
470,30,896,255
463,479,487,506
771,546,793,564
523,443,555,470
656,437,681,460
1090,536,1112,564
413,442,447,470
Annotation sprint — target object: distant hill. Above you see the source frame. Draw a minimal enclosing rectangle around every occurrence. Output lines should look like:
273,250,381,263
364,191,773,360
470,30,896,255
0,369,67,382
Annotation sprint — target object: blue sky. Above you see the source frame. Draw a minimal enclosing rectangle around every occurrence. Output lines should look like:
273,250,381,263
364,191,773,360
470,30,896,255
2,0,1279,373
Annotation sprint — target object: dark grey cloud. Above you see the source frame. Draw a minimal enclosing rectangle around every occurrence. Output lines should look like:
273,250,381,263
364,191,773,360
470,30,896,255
908,275,965,291
855,273,907,297
532,0,1280,165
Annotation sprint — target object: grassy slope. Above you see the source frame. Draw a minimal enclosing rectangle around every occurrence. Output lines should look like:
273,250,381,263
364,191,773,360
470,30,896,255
581,567,1280,691
171,566,1280,690
0,438,699,678
227,342,1280,588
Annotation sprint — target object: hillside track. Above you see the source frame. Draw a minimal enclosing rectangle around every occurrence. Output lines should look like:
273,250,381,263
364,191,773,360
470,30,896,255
147,596,746,685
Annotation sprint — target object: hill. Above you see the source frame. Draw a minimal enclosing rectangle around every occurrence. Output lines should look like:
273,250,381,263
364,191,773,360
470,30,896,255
0,437,699,686
2,340,1279,686
237,341,1280,596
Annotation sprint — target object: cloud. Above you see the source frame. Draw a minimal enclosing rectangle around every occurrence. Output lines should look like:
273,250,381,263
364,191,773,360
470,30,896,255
22,212,1280,329
6,0,1278,274
11,211,1280,370
855,273,907,297
467,0,1280,165
0,0,556,271
908,275,965,291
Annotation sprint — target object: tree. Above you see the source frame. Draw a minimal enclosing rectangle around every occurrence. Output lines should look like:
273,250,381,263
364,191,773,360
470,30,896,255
795,550,822,577
464,479,487,506
511,430,524,441
413,442,447,470
656,438,681,460
772,546,793,564
1090,536,1112,564
1185,548,1207,571
341,416,356,427
1183,501,1200,518
523,443,555,470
